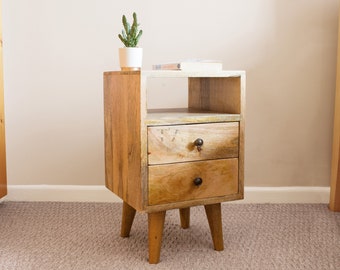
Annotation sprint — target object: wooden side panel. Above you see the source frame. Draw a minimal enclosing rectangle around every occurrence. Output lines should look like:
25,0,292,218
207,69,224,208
0,0,7,199
148,159,239,205
238,74,246,200
148,122,239,165
103,71,143,211
330,8,340,211
188,77,241,114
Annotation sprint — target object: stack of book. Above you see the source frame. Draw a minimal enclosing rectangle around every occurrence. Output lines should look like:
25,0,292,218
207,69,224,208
152,59,223,71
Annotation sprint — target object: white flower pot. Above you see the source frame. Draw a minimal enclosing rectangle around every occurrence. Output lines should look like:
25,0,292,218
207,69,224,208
119,47,143,71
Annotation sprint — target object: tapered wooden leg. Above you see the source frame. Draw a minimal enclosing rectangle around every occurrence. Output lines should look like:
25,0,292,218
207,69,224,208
120,201,136,237
148,211,166,264
179,207,190,229
204,203,224,251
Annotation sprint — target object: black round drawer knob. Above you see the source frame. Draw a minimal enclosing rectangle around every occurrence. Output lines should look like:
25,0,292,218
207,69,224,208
193,177,203,186
194,138,204,151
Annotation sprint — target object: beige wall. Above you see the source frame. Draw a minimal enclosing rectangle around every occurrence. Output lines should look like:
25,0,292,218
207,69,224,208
2,0,339,187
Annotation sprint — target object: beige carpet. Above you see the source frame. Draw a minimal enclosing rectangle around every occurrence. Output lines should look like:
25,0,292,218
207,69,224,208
0,202,339,270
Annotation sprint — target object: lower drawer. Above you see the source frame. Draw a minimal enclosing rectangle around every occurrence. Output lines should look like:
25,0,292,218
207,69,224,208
148,159,238,205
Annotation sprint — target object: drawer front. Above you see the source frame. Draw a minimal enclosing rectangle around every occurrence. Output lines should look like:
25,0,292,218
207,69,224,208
148,159,238,205
148,122,239,165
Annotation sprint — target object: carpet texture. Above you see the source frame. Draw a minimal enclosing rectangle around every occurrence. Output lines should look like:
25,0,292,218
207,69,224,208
0,202,339,270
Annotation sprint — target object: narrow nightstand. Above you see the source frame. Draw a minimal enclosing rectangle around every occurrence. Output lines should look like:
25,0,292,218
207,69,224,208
103,70,245,263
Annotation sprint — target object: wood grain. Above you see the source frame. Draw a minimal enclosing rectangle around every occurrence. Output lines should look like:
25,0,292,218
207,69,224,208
103,71,143,211
148,211,166,264
179,208,190,229
148,122,239,165
120,202,137,237
330,7,340,211
148,159,239,205
146,108,241,125
204,203,224,251
188,77,241,114
103,70,245,264
104,71,245,213
0,0,7,199
238,73,246,201
188,75,245,202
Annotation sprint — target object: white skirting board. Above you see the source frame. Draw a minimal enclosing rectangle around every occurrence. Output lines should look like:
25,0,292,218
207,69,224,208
2,185,330,204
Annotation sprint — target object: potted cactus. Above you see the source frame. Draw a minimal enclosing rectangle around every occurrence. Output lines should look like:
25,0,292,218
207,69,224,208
118,12,143,70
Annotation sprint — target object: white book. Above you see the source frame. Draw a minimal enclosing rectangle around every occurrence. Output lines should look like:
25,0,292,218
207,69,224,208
152,59,223,71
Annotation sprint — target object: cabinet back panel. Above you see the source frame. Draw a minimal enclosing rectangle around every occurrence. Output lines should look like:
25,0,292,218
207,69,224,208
188,77,241,114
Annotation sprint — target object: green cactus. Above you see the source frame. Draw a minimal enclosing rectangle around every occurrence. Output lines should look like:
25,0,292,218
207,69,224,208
118,12,143,47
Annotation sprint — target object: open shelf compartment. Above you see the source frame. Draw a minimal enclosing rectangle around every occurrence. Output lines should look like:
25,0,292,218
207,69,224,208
143,70,245,126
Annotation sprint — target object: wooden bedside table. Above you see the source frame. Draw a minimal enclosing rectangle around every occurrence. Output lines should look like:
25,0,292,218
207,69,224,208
103,70,245,263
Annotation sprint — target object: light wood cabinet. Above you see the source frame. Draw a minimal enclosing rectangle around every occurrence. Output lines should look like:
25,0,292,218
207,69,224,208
103,70,245,263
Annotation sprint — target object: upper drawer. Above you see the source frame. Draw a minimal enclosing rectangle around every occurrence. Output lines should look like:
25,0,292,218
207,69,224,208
148,122,239,165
